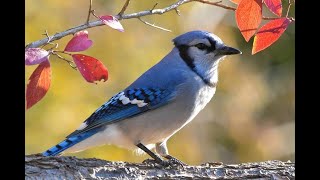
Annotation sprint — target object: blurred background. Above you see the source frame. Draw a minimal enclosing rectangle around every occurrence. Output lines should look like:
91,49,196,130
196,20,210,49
26,0,295,165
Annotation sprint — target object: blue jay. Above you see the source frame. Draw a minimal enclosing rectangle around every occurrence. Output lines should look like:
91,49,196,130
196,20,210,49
43,30,241,166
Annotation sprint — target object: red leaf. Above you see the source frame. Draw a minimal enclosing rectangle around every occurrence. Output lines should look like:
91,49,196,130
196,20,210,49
99,15,124,32
252,18,292,54
72,54,108,83
25,48,50,65
264,0,282,17
230,0,241,4
236,0,262,42
26,60,51,109
64,30,93,52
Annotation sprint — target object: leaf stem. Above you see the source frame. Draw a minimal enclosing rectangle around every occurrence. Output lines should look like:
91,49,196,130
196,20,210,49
51,52,77,70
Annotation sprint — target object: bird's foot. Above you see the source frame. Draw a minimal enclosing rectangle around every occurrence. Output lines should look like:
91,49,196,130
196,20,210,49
201,161,224,166
142,158,157,164
164,155,187,167
142,158,170,167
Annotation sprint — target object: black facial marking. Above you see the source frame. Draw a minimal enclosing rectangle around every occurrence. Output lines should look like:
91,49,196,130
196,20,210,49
176,45,215,88
207,37,216,52
192,38,216,54
195,43,208,50
176,45,195,69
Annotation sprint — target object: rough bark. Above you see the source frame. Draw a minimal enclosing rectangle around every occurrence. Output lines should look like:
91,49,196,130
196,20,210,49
25,154,294,179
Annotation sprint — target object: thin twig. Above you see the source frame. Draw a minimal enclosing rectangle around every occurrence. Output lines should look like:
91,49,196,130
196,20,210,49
42,30,52,43
194,0,235,10
47,43,59,50
41,42,58,50
193,0,288,20
118,0,131,17
138,18,172,32
91,10,99,19
286,0,293,17
51,52,77,70
51,43,59,50
86,0,93,24
40,30,55,49
54,50,73,56
151,3,158,11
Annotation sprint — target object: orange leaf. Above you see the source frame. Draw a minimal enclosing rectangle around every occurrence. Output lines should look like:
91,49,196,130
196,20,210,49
236,0,262,42
72,54,108,83
264,0,282,17
252,18,292,54
26,60,51,109
230,0,241,4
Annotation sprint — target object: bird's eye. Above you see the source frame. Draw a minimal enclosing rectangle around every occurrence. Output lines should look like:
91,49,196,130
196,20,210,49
195,43,208,50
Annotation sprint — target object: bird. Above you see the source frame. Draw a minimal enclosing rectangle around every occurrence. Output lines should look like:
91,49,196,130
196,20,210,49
42,30,242,166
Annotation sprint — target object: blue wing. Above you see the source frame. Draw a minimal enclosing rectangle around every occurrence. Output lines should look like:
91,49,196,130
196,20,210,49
67,87,176,137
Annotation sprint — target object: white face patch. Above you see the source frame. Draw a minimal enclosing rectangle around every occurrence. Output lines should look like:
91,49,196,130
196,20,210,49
77,122,88,130
118,94,148,107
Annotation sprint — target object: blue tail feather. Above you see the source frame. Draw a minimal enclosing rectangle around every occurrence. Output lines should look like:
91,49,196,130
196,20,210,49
42,129,100,156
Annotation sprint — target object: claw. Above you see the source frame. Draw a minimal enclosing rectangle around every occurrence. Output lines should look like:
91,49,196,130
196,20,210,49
164,155,188,167
142,158,157,164
142,158,170,167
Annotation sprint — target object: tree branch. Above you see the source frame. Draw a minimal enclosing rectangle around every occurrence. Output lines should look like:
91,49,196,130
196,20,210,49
25,0,192,49
25,154,295,179
25,0,295,49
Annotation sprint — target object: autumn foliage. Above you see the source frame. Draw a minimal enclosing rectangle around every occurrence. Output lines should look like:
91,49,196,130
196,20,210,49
25,15,123,109
234,0,293,54
25,0,294,110
26,61,51,109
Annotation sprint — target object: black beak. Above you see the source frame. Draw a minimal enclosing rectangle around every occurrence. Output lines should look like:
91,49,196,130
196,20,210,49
216,46,242,56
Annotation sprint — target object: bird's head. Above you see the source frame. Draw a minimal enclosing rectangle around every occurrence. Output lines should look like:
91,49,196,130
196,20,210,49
173,30,242,86
173,30,241,65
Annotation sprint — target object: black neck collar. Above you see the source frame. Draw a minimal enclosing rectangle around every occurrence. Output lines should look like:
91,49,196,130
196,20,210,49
176,46,216,88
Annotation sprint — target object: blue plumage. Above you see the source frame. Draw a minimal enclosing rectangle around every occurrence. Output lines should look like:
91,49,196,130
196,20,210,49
43,127,102,156
172,30,223,47
42,87,175,156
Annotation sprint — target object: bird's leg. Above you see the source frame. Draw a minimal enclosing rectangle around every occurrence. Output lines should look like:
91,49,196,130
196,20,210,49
136,143,168,166
156,142,187,166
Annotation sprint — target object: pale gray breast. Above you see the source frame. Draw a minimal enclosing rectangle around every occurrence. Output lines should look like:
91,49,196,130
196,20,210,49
175,72,216,126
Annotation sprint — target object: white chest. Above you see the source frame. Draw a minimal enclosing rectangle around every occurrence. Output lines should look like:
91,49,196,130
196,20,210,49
195,86,216,113
184,85,216,125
